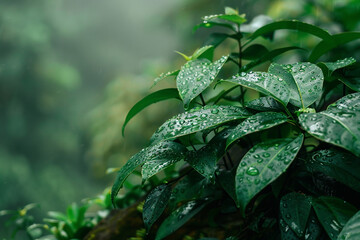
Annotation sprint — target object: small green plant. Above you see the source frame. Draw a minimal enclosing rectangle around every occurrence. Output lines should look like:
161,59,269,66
112,7,360,240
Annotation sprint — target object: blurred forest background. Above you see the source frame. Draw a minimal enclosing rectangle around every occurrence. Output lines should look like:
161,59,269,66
0,0,359,237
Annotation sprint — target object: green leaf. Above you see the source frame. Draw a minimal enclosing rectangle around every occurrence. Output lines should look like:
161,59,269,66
224,7,238,15
340,77,360,92
299,107,360,157
203,13,246,25
279,218,301,240
223,71,290,106
152,70,180,88
235,134,304,214
338,210,360,240
317,57,356,77
307,149,360,192
143,184,171,232
122,88,181,136
226,112,288,149
312,196,358,240
141,143,187,183
190,45,214,61
111,141,186,205
245,96,283,111
241,47,304,72
240,15,273,33
150,105,252,144
155,200,208,240
309,32,360,62
193,21,236,32
241,44,269,60
176,56,228,108
269,62,324,108
280,192,312,237
248,20,332,43
327,92,360,111
204,33,230,48
217,168,237,203
186,128,232,181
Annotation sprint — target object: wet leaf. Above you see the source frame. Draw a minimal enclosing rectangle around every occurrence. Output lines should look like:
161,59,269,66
279,218,301,240
111,141,186,205
150,105,252,144
202,13,246,25
318,57,356,77
186,128,233,181
307,149,360,192
245,96,283,111
312,196,357,240
223,71,290,106
299,106,360,156
327,92,360,111
269,62,324,108
226,112,288,149
143,184,172,232
122,88,181,136
190,45,214,61
152,70,180,88
235,134,304,214
337,210,360,240
280,192,312,237
340,77,360,92
176,56,228,108
309,32,360,62
155,200,208,240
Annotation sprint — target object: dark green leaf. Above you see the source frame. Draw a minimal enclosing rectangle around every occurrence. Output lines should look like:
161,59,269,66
241,44,269,60
217,168,237,203
309,32,360,62
150,105,252,144
122,88,181,136
241,47,304,72
269,62,324,108
312,196,357,240
340,77,360,92
317,57,356,77
155,200,208,240
193,21,236,32
338,210,360,240
245,96,283,111
143,184,172,232
307,149,360,192
280,192,312,237
327,92,360,111
279,218,301,240
204,33,230,48
186,128,232,181
152,70,180,88
223,71,290,106
241,15,273,33
177,56,228,108
111,141,186,205
226,112,288,149
235,134,304,214
299,107,360,156
248,20,332,43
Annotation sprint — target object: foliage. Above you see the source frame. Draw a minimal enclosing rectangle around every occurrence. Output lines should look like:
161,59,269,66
112,7,360,240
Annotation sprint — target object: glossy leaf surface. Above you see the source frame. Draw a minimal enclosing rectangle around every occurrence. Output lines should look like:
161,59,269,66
307,149,360,192
309,32,360,62
150,105,252,144
245,96,283,111
312,196,357,240
226,112,288,149
249,20,331,42
235,134,304,213
269,62,324,108
340,77,360,92
223,71,290,106
152,70,180,88
186,128,232,181
327,92,360,111
190,45,214,61
241,44,269,60
143,184,171,232
338,210,360,240
202,12,246,25
280,192,312,237
155,200,207,240
111,141,186,204
318,57,356,76
122,88,181,136
299,107,360,156
177,56,228,108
